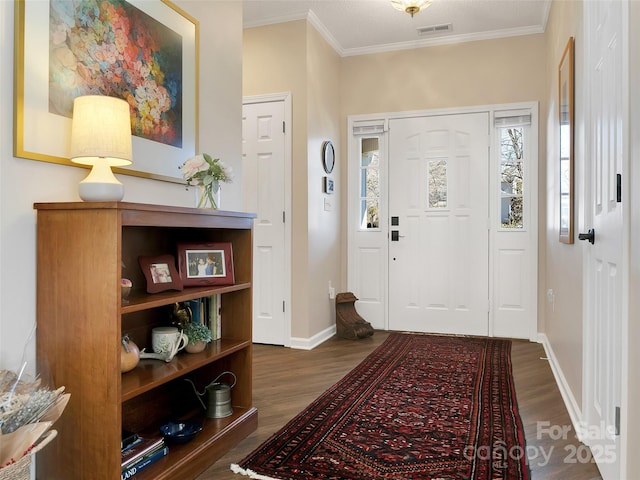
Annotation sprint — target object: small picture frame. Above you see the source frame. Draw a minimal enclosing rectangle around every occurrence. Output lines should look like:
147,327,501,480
323,177,334,194
177,242,235,287
138,255,183,293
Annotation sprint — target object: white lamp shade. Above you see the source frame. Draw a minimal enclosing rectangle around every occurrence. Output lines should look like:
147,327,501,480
69,95,133,202
70,95,132,167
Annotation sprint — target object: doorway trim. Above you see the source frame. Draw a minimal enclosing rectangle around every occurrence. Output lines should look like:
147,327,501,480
242,92,292,346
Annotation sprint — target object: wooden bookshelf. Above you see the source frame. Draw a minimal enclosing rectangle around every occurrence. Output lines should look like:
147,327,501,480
34,202,257,479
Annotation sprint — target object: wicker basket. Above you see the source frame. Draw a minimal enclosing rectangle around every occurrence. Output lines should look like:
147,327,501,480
0,430,57,480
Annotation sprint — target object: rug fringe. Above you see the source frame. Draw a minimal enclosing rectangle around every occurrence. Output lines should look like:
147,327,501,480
230,464,279,480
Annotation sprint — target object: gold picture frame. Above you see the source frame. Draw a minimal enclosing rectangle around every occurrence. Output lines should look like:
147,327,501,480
559,36,575,244
13,0,199,183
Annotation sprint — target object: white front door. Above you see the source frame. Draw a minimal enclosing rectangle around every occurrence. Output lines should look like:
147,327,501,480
242,98,289,345
388,113,489,336
583,0,625,477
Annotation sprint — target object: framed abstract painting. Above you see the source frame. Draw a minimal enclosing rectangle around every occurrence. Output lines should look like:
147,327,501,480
14,0,199,183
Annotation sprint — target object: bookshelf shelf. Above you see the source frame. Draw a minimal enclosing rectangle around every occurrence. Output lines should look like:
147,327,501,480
121,338,251,401
35,202,257,479
134,406,258,480
121,283,251,314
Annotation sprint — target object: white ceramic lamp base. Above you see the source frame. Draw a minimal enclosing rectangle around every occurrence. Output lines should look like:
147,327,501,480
78,163,125,202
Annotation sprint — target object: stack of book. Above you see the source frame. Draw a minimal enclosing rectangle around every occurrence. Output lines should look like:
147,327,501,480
121,432,168,479
187,295,221,341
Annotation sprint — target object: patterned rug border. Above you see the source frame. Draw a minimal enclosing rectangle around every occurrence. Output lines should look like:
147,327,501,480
232,332,530,480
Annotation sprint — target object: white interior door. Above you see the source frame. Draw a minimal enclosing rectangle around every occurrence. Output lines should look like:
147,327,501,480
388,113,489,336
583,0,625,477
242,98,288,345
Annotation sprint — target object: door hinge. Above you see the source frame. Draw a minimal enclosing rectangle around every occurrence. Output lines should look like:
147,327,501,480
283,300,286,312
283,121,286,134
282,211,286,223
616,173,622,203
615,406,621,436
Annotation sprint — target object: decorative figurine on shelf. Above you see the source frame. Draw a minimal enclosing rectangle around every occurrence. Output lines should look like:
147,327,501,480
171,302,192,329
121,335,140,373
121,278,132,304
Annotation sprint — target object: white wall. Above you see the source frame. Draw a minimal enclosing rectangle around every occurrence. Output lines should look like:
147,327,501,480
0,1,244,373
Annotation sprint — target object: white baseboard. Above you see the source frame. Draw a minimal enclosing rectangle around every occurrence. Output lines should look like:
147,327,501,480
290,324,336,350
537,333,585,441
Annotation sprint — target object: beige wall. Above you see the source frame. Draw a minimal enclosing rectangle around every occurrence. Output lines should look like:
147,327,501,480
340,35,546,115
543,0,585,410
243,21,342,339
306,26,342,337
0,0,244,369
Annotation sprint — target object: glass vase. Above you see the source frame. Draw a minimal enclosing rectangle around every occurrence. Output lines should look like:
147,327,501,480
195,184,219,209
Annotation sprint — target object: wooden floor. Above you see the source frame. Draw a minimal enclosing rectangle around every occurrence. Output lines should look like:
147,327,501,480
196,332,602,480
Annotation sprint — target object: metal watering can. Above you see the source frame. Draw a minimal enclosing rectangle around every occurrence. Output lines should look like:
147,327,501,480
185,371,236,418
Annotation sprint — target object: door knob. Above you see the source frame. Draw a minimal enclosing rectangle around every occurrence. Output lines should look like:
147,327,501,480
578,228,595,244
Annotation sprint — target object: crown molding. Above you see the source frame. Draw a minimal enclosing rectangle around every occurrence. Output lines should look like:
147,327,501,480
244,7,548,59
341,24,545,57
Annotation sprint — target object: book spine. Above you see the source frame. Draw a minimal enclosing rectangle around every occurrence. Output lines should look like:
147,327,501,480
187,299,201,324
121,446,169,480
121,439,165,468
216,293,221,339
208,295,219,340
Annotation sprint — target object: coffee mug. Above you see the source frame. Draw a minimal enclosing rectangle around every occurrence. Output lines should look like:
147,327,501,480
152,327,188,359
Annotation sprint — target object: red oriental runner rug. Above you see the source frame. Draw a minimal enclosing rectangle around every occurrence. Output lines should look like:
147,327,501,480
232,333,530,480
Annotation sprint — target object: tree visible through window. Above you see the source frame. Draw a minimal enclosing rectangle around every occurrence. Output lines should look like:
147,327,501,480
500,127,524,228
360,138,380,229
428,159,447,208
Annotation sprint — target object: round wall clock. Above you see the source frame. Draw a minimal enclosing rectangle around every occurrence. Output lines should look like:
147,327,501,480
322,141,335,174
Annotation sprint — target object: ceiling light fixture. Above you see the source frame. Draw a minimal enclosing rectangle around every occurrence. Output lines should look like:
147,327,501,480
391,0,433,17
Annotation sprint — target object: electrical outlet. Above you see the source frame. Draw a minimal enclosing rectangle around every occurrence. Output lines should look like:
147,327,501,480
328,281,336,299
546,289,554,303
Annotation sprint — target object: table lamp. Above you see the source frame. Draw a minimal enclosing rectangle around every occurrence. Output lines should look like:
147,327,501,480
70,95,133,201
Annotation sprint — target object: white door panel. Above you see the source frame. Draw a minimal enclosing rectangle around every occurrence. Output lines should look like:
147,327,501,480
584,0,624,477
388,113,489,336
242,100,287,345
